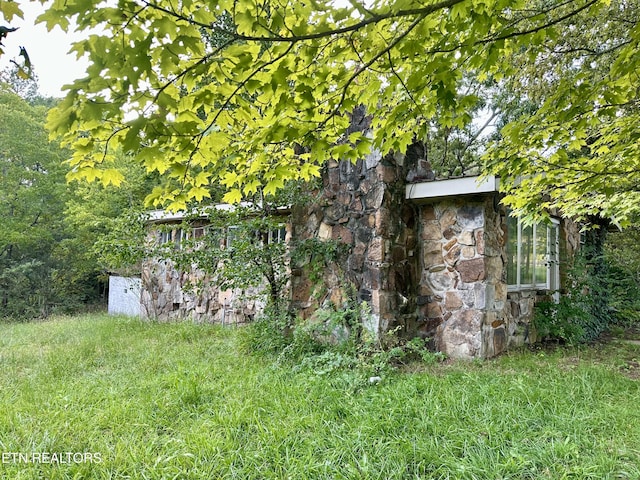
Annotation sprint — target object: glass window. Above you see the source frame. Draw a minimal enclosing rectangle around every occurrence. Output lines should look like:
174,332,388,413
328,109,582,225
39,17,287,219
534,225,548,285
192,226,206,239
157,227,184,249
268,226,287,244
507,215,559,291
173,228,184,249
520,224,534,285
159,230,171,245
506,212,518,284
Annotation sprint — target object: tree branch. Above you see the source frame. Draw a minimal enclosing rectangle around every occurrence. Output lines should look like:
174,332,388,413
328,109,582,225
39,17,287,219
140,0,466,42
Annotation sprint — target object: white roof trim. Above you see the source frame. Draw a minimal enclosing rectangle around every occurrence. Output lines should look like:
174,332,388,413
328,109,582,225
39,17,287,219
147,202,254,223
146,202,291,223
406,175,500,201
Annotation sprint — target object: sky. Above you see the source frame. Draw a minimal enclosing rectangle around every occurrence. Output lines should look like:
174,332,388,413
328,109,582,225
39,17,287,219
0,2,89,98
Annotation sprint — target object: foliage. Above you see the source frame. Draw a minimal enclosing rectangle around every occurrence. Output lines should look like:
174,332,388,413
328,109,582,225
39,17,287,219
290,235,351,286
0,2,23,56
89,208,150,275
1,314,640,479
0,65,40,100
242,296,444,380
534,298,592,345
0,85,73,317
65,151,157,277
237,305,295,356
604,228,640,326
535,224,640,342
534,235,614,343
485,0,640,226
26,0,635,224
0,84,153,318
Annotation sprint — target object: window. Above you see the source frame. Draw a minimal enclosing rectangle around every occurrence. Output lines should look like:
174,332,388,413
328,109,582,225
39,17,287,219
268,225,287,244
507,215,559,292
158,227,184,249
159,230,172,245
174,228,184,249
192,226,207,239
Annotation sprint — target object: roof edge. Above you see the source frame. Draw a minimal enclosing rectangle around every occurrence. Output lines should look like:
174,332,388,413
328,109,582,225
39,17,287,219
405,175,500,202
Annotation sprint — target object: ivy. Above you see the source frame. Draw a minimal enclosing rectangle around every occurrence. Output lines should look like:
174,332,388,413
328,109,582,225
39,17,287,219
534,228,614,344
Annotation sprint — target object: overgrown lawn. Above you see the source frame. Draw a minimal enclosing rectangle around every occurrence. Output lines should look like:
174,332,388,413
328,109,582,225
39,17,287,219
0,314,638,479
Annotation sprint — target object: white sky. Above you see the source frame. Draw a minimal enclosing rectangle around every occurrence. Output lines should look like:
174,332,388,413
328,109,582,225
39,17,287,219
0,2,89,98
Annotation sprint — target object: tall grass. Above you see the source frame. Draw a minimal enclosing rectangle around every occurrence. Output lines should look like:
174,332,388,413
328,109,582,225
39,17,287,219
0,314,638,479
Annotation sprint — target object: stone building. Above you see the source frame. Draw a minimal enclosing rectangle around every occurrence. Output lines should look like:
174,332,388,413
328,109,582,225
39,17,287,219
140,206,278,324
288,147,580,359
141,147,580,359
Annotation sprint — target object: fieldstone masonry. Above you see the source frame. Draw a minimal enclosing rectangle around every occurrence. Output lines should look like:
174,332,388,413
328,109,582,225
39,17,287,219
414,197,528,358
141,138,580,358
291,147,579,358
141,256,262,324
290,147,419,338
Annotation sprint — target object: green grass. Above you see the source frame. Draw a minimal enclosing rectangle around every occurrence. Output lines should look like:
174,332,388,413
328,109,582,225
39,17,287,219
0,314,639,479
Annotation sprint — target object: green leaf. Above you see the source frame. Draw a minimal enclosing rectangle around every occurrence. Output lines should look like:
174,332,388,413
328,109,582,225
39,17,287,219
0,0,23,21
222,188,243,204
100,168,125,187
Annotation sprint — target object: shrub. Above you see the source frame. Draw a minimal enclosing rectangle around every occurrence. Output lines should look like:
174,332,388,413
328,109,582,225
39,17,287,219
241,299,446,378
534,237,614,344
237,306,293,356
604,228,640,327
534,298,591,345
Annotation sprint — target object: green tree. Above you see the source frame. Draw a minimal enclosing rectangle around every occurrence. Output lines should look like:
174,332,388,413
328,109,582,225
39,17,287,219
30,0,634,225
0,85,69,317
604,228,640,325
0,64,39,101
483,0,639,226
0,83,156,318
62,151,157,291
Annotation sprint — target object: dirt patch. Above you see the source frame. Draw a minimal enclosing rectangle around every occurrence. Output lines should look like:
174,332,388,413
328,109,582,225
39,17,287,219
618,359,640,380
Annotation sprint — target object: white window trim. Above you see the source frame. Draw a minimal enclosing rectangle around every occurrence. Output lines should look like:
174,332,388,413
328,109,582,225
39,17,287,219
268,225,287,244
158,227,185,249
507,217,560,294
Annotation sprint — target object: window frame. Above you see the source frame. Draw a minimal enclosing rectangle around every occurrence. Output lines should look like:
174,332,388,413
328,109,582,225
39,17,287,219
507,215,560,294
267,225,287,244
157,227,185,249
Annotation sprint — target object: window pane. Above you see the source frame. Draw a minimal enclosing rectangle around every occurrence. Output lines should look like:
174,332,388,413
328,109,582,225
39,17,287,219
534,223,548,285
506,215,518,285
174,228,184,250
269,226,286,244
193,227,205,239
520,224,534,285
159,230,170,245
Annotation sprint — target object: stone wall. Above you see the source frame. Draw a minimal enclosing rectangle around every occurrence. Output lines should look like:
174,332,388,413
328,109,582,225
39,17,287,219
139,133,582,357
290,149,419,337
414,196,580,359
415,197,503,358
141,256,262,325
